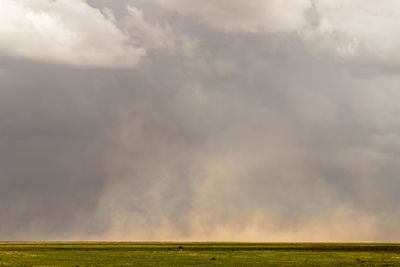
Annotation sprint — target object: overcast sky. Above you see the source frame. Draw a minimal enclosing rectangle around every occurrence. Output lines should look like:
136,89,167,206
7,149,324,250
1,0,400,242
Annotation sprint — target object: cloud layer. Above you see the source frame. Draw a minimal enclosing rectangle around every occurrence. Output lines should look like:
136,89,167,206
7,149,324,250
1,0,400,242
155,0,311,33
155,0,400,72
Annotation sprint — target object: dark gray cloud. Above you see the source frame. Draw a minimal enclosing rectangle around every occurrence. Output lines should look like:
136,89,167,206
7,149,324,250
1,0,400,241
0,63,108,239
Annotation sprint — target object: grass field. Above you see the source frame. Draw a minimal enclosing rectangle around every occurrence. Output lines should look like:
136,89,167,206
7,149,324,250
1,242,400,266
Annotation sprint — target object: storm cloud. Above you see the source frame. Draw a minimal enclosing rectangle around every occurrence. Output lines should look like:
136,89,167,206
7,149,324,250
1,0,400,241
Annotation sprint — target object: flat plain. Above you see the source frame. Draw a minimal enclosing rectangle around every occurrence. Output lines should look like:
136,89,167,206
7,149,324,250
1,242,400,266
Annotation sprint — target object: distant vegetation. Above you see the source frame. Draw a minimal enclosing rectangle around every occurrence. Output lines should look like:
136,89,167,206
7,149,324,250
1,242,400,266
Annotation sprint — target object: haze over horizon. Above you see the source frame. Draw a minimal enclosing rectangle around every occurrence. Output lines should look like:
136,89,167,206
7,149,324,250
1,0,400,242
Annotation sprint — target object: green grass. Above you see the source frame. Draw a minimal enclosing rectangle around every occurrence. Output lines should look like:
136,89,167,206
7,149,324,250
1,242,400,266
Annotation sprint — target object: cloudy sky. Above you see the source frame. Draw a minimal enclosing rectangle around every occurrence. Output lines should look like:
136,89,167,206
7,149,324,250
1,0,400,242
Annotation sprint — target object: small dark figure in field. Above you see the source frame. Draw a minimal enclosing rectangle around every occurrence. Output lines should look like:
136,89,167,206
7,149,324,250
178,246,183,251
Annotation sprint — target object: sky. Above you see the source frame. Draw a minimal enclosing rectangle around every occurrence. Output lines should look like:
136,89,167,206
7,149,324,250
1,0,400,242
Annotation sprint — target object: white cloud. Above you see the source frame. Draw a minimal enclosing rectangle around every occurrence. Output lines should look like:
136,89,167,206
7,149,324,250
0,0,145,67
302,0,400,69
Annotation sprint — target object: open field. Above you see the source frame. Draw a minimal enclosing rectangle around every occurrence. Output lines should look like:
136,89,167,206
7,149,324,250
1,242,400,266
